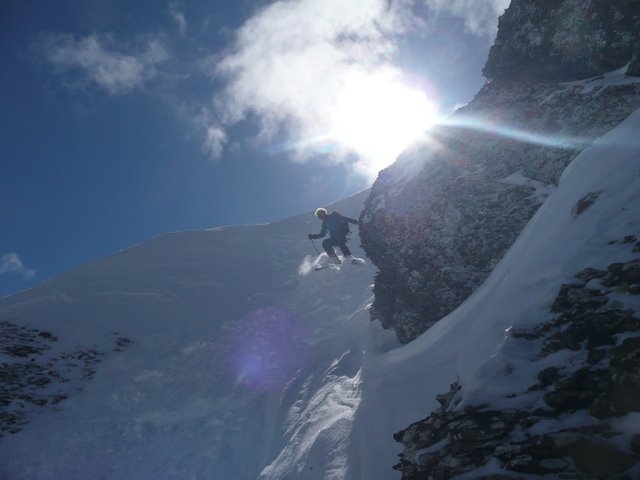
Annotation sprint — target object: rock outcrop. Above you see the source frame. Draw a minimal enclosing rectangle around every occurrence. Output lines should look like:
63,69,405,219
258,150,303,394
0,320,133,438
393,237,640,479
359,0,640,343
484,0,640,81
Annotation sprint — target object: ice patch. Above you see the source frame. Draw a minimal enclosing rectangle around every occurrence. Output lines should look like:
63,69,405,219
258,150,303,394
564,63,640,95
500,171,556,203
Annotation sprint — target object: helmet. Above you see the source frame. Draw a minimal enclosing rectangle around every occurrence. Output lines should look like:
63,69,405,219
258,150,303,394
314,208,328,218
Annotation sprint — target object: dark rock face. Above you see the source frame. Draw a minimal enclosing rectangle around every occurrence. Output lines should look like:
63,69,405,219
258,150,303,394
393,242,640,479
359,1,640,344
484,0,640,82
0,320,134,439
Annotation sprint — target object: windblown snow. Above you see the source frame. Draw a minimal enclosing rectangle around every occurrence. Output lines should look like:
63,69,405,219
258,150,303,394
1,107,640,479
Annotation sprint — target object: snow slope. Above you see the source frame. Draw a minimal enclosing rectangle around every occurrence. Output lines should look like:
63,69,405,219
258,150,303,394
0,189,391,480
1,107,640,479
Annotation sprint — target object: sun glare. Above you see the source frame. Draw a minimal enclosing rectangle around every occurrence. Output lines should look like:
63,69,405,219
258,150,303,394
329,71,437,176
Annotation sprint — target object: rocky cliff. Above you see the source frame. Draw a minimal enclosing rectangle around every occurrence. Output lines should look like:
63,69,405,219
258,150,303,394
484,0,640,80
359,0,640,344
394,245,640,479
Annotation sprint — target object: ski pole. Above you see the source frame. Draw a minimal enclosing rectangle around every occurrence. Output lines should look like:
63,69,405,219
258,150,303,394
310,238,320,255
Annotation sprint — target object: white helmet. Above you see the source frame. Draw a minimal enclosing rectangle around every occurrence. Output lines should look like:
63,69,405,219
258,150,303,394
314,208,328,218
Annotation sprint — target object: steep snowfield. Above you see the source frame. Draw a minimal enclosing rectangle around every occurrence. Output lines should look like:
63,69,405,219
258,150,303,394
1,107,640,479
0,189,388,479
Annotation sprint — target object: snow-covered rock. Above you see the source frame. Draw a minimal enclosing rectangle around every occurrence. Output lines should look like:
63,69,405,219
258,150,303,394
390,102,640,480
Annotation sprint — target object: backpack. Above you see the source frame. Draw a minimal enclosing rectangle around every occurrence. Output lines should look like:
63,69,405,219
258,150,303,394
330,211,350,237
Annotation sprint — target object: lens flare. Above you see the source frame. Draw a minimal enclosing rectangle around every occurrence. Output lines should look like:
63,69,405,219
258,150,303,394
440,116,588,149
226,307,309,391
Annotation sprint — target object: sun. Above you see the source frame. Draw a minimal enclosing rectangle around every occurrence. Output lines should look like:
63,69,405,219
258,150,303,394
328,70,438,177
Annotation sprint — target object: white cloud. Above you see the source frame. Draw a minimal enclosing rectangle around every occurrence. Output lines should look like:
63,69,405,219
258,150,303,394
208,0,508,175
0,253,36,280
212,0,405,166
203,125,228,159
215,0,401,126
42,33,169,95
425,0,510,38
169,2,188,35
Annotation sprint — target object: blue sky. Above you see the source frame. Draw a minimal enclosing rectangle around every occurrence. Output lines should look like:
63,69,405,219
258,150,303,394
0,0,509,297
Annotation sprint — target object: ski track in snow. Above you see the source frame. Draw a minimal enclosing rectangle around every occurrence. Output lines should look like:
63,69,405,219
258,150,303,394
1,107,640,479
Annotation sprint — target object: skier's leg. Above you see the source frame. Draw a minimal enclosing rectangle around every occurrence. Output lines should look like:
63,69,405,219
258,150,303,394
338,238,352,257
322,238,336,257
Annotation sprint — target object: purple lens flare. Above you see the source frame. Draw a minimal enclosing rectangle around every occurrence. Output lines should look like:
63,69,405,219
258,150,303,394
227,307,310,391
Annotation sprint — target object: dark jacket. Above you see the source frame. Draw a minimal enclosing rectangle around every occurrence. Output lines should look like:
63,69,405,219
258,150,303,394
310,211,358,240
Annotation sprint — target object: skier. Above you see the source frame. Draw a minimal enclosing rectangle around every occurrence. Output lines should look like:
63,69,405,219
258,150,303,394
308,208,359,264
